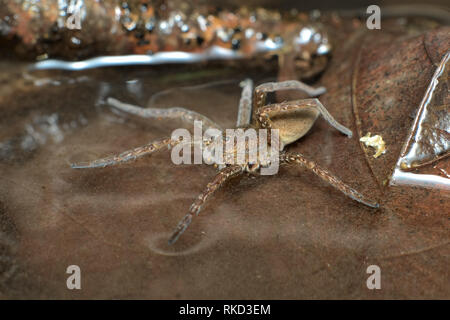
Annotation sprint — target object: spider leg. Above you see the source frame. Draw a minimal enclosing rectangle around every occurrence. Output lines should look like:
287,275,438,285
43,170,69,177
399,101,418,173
71,137,181,169
236,79,253,128
253,80,326,112
148,79,238,107
281,152,379,208
256,99,353,138
168,165,243,245
107,97,222,131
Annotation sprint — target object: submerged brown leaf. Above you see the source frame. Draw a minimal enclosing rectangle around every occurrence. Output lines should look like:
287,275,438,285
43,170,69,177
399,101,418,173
0,16,448,299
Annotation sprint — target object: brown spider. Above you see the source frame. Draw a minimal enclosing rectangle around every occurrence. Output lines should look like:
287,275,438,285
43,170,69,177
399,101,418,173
71,79,379,244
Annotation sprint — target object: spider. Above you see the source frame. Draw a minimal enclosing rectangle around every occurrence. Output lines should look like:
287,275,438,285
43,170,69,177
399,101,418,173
71,79,379,244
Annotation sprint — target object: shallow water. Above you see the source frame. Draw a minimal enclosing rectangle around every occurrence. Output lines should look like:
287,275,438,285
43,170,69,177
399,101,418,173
0,48,449,299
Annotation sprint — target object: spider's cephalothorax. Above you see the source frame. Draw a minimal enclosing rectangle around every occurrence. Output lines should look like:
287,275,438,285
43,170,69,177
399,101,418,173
199,124,279,175
72,79,379,244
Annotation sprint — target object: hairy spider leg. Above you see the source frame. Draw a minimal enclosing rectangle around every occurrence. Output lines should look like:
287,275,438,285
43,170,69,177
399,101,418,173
253,80,327,119
257,99,353,138
71,137,183,169
168,165,243,245
72,94,225,169
281,152,379,208
107,97,222,131
148,79,239,108
236,79,253,128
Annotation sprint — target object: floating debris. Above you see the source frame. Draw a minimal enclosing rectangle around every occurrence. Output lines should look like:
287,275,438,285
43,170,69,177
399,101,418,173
360,133,386,158
1,0,331,77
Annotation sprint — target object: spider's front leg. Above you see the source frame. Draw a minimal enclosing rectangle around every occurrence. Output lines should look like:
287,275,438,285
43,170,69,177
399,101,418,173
107,97,222,131
72,95,225,169
71,137,184,169
168,165,243,245
281,152,379,208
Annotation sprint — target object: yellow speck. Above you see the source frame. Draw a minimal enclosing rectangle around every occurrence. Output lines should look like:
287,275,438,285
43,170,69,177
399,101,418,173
400,161,410,169
360,133,386,158
36,53,48,61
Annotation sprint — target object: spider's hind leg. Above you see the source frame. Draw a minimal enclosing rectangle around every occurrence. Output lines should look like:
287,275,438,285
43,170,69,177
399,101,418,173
253,80,326,112
256,99,353,138
281,152,379,208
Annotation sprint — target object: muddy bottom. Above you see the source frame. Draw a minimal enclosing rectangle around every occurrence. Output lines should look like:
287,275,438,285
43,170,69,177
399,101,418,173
0,61,448,299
